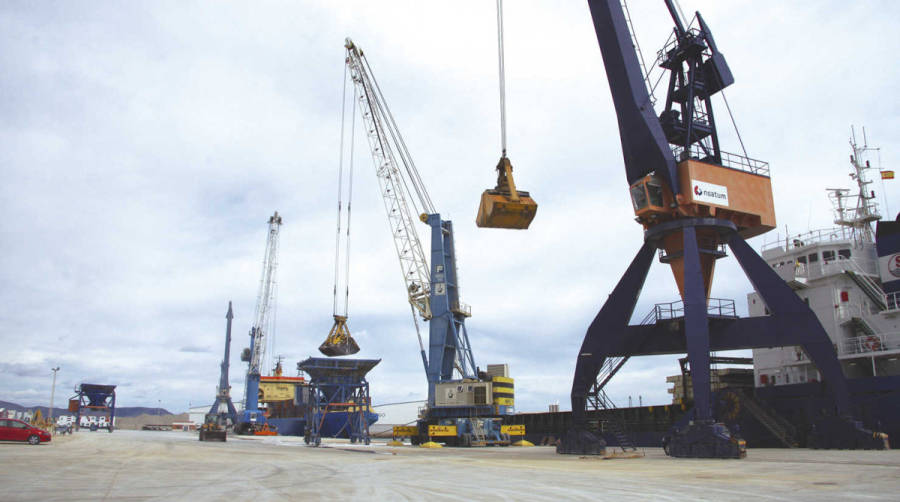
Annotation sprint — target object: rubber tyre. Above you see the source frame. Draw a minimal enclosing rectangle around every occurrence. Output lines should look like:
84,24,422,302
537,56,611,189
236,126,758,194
27,435,40,445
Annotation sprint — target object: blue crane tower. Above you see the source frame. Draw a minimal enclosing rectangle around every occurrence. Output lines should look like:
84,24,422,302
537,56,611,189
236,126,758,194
557,0,883,457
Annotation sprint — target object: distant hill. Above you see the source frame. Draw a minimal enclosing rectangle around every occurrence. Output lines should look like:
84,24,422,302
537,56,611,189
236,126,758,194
0,400,174,417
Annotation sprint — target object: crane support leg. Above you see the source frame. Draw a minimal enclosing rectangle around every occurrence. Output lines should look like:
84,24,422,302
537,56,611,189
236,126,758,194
558,241,655,455
727,233,851,413
682,226,712,421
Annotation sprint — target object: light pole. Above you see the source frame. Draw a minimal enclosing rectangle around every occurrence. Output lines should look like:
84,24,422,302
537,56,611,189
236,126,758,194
49,367,60,430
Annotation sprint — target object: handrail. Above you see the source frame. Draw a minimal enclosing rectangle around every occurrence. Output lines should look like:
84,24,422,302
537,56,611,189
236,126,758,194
672,144,769,176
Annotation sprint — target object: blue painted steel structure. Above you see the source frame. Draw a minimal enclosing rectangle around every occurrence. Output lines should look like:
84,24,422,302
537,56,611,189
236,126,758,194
237,212,282,434
559,0,876,457
207,301,237,427
424,214,477,405
71,383,116,432
299,357,379,446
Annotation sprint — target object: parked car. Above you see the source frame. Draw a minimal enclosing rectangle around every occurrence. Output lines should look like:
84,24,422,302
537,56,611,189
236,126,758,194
0,418,52,445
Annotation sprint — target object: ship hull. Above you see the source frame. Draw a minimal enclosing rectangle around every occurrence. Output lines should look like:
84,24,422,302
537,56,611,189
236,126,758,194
507,376,899,448
267,411,379,438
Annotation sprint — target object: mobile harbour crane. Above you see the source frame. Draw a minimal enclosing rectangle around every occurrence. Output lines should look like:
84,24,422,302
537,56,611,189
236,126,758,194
342,38,515,446
236,211,282,435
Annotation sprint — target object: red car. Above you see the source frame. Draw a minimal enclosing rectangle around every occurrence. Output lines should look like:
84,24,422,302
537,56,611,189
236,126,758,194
0,418,52,445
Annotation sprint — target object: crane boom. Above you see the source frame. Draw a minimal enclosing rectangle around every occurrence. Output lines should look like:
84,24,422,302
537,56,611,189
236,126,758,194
344,40,434,321
249,211,282,376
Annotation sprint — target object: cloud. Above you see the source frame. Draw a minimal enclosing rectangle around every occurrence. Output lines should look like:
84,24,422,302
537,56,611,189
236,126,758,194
1,1,899,415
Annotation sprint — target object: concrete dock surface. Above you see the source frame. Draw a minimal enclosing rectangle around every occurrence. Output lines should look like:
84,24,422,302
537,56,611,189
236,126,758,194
1,430,898,501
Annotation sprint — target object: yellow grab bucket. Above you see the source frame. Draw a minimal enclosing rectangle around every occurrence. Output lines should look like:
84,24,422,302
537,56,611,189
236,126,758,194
476,156,537,229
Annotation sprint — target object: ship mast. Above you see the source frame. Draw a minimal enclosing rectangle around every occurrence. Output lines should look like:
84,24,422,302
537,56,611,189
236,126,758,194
828,127,881,247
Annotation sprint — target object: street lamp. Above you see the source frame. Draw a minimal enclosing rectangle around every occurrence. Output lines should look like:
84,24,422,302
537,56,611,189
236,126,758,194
49,367,60,430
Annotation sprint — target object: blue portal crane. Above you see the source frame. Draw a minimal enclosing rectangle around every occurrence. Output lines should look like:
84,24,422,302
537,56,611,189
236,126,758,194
557,0,881,457
200,302,237,440
236,212,282,435
343,39,513,445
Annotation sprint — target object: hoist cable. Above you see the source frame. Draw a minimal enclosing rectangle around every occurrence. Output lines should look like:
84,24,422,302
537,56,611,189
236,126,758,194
333,62,349,316
721,91,749,160
343,93,357,317
361,55,435,215
496,0,507,156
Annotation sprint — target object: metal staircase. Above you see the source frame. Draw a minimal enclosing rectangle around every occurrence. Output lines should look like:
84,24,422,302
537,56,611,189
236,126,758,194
735,391,798,447
581,306,662,453
844,263,887,311
586,384,637,452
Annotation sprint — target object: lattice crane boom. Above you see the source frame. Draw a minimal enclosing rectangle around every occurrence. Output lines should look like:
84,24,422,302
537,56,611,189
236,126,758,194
344,39,433,321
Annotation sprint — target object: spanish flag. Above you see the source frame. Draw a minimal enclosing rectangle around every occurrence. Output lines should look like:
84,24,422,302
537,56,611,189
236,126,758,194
881,170,894,180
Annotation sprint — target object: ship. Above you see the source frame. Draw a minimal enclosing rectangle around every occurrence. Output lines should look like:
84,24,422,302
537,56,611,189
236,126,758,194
508,133,898,448
746,132,899,446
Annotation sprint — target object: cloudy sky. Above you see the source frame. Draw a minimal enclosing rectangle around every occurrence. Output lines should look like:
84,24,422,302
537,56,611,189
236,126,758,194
2,1,898,415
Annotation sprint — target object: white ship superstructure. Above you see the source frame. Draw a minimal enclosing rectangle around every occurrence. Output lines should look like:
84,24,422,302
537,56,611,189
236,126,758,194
749,133,900,388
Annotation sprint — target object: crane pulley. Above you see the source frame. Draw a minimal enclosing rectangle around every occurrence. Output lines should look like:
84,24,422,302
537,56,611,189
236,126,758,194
476,0,538,230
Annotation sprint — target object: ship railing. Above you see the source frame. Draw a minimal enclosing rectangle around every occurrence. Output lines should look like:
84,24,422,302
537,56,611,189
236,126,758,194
836,302,882,322
840,331,900,356
652,298,737,321
451,301,472,317
672,144,769,176
761,228,852,253
886,292,900,313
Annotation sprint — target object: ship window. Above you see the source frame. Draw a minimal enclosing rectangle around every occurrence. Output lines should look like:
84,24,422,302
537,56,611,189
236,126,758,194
838,248,851,259
823,250,835,261
797,256,807,264
630,184,648,210
808,253,819,263
646,182,664,207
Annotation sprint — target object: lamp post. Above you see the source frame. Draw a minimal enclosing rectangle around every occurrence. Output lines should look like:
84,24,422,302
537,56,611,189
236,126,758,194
49,367,60,429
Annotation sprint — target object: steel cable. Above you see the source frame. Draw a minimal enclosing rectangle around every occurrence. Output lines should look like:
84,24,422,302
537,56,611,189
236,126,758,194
497,0,507,157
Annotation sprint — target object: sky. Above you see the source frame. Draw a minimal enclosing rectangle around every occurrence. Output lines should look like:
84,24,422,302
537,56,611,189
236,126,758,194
2,0,899,415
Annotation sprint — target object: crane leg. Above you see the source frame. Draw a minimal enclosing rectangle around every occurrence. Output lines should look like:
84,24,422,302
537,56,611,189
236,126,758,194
558,242,656,455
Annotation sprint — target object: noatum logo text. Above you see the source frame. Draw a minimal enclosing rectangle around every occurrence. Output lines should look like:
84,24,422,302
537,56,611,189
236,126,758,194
691,180,730,206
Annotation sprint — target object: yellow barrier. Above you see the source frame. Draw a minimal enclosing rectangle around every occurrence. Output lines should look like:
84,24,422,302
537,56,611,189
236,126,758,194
392,426,418,437
428,425,458,437
501,424,525,436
